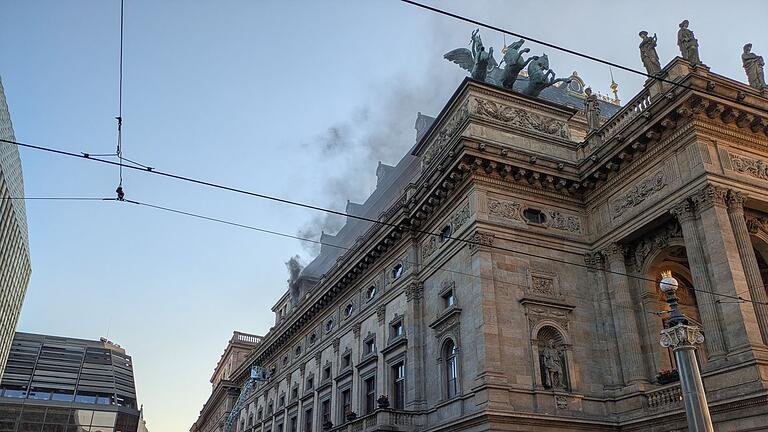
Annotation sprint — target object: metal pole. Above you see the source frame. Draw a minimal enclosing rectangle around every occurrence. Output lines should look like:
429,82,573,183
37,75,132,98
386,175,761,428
658,271,714,432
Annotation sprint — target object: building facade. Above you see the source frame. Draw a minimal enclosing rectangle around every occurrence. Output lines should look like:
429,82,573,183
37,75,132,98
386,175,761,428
0,332,141,432
0,76,32,382
194,55,768,432
191,332,263,432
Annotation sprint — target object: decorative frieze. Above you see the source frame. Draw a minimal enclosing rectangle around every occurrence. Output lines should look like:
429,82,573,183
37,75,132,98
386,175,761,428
730,153,768,181
527,270,561,299
488,198,525,222
450,204,471,230
473,97,570,139
548,211,582,234
422,103,470,167
421,237,439,260
611,171,666,218
468,231,495,251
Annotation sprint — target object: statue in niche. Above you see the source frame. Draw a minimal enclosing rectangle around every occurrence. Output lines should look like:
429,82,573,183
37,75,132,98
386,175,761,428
638,31,662,76
584,87,601,131
523,54,572,97
501,38,535,89
541,340,566,389
444,29,498,83
677,20,701,66
742,43,767,90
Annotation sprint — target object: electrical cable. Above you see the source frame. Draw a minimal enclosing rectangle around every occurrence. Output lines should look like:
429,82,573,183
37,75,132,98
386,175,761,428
400,0,765,113
1,137,764,307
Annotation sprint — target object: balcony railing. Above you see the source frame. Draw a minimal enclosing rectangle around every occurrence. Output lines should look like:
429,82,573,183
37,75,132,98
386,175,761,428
646,383,683,411
328,409,424,432
599,88,652,142
233,332,263,344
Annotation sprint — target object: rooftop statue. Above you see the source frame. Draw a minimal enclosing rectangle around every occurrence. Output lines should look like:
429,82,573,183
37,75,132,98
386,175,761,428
444,29,498,83
501,39,535,90
522,54,572,98
677,20,701,66
638,31,662,76
584,87,601,131
742,43,767,90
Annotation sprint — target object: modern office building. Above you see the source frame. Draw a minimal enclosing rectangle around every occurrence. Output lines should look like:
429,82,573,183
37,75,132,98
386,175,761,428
0,332,141,432
0,75,32,382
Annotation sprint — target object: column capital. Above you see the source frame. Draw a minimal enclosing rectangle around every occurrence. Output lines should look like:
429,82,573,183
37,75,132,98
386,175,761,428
660,324,705,349
584,252,604,269
690,184,728,212
405,281,423,303
725,189,747,213
602,243,627,263
669,199,695,222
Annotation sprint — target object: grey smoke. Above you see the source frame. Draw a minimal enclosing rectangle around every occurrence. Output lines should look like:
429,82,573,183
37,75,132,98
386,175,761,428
285,255,303,287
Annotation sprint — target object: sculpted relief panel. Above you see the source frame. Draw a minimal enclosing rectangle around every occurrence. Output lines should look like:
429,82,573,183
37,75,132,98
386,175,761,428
422,103,470,167
729,153,768,181
422,203,472,260
488,198,583,234
473,97,571,140
610,170,666,219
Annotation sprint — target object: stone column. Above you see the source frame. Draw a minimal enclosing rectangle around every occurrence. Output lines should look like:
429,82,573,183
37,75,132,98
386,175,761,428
669,199,728,359
691,185,762,351
602,244,647,384
405,281,426,409
585,252,622,387
726,191,768,345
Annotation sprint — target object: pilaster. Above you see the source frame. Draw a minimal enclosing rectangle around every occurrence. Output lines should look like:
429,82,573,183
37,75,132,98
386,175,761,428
584,252,622,388
405,281,426,409
601,243,647,385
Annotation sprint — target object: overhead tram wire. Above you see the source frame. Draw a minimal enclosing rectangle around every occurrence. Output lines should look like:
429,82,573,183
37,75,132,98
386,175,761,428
10,193,746,315
0,197,114,201
0,136,762,308
115,0,126,200
399,0,765,113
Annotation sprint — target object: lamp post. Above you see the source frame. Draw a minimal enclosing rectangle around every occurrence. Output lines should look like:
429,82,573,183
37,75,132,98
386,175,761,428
658,271,714,432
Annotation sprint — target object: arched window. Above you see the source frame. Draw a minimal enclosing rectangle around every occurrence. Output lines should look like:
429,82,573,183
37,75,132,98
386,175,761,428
392,264,404,280
444,340,458,398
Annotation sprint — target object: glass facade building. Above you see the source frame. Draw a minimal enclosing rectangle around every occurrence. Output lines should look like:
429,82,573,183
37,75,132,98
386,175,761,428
0,332,141,432
0,75,32,382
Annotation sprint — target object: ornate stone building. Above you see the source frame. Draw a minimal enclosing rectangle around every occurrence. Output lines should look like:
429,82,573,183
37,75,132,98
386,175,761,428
193,55,768,432
0,75,31,382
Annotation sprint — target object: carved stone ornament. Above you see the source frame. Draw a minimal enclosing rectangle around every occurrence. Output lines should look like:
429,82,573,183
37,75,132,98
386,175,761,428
659,324,705,348
421,236,439,260
730,153,768,181
630,222,683,271
405,282,424,303
473,97,570,139
611,171,666,218
726,190,747,212
556,395,568,409
353,323,361,339
376,305,387,324
583,252,603,269
548,211,582,234
315,352,323,366
488,198,524,222
530,276,556,297
468,231,494,251
422,103,470,167
451,204,471,230
746,215,768,234
691,184,728,210
332,338,340,353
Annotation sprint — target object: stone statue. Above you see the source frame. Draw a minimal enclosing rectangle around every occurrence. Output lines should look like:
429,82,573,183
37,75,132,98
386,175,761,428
742,43,767,90
584,87,601,131
501,39,535,89
677,20,701,66
444,29,498,83
523,54,572,98
638,31,662,76
542,340,565,389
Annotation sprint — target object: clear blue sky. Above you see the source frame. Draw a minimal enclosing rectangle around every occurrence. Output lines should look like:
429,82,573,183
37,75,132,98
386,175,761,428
1,1,765,430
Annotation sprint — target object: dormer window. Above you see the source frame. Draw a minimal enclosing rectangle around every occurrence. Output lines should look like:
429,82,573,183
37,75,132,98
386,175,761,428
392,264,404,280
523,208,547,224
344,303,354,318
440,225,452,242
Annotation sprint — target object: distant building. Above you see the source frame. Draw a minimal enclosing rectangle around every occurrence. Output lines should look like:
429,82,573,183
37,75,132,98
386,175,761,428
190,331,263,432
0,75,31,382
0,332,141,432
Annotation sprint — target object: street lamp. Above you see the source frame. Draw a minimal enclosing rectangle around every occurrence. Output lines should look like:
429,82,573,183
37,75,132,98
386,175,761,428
658,270,714,432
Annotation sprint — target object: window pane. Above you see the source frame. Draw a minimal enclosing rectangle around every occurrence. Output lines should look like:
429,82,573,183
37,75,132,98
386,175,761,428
90,412,116,427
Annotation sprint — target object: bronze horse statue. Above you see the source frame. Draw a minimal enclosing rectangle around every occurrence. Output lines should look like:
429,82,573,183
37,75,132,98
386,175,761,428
523,54,572,97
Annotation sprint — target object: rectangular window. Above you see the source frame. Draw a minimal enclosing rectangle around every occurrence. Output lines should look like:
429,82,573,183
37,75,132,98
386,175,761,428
291,386,298,400
342,353,351,369
279,395,285,407
390,321,404,339
321,399,331,425
443,290,455,307
364,377,376,414
306,376,314,390
277,423,284,432
304,408,313,432
393,362,405,409
364,338,376,355
323,366,331,380
289,415,297,432
339,389,351,422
